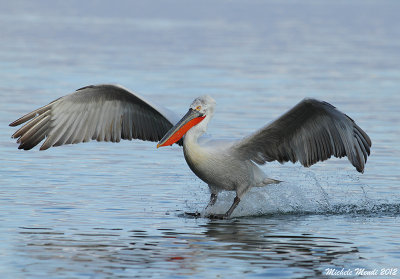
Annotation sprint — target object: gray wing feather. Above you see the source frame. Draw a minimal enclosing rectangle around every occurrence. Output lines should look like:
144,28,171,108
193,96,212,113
10,84,180,150
233,98,371,173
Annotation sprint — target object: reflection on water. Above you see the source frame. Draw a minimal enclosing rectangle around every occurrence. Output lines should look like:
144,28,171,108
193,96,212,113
199,220,358,276
18,217,361,278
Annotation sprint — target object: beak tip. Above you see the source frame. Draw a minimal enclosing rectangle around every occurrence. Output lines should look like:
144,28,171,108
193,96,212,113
156,143,161,148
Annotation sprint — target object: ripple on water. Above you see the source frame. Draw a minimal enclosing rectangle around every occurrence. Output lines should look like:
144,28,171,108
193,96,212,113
15,218,363,278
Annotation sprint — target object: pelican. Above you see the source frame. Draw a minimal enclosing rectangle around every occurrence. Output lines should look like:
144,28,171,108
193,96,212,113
9,84,371,219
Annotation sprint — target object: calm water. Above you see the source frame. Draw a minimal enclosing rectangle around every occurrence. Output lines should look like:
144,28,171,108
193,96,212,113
1,1,400,278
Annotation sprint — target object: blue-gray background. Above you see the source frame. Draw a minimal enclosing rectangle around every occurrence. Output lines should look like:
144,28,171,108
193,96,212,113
1,1,399,278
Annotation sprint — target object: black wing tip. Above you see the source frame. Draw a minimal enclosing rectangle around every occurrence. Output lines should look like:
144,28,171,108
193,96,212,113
17,144,33,150
356,166,364,173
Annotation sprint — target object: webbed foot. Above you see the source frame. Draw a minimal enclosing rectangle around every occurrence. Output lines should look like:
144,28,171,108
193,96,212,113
206,213,230,220
184,211,201,218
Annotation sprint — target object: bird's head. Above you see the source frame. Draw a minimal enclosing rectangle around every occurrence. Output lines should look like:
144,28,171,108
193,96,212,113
157,95,215,148
189,94,216,116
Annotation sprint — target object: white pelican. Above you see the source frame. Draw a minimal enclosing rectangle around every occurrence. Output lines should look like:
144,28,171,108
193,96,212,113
9,84,371,219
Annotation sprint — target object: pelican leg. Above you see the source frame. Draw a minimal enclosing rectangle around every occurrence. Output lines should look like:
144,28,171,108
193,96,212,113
207,196,241,220
185,193,219,218
206,193,218,209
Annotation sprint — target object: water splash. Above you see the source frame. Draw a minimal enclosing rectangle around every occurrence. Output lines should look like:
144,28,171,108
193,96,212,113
197,169,400,218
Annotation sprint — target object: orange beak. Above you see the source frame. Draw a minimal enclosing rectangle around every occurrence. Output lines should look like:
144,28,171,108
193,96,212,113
157,108,205,148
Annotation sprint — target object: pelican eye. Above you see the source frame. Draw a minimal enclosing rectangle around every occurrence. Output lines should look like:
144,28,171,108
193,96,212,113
195,105,202,111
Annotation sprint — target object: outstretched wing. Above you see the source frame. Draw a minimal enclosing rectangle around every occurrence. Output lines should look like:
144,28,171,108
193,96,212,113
10,84,181,150
232,98,371,173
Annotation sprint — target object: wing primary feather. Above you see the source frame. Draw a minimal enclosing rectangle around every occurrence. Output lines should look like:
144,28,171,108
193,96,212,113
9,98,60,127
95,101,109,141
146,114,156,141
355,134,368,163
103,102,113,142
134,107,145,140
113,103,120,142
12,110,51,139
142,113,152,141
90,105,102,140
126,107,133,140
131,109,139,139
71,109,90,144
17,114,50,144
82,106,97,142
141,107,151,141
19,122,50,150
355,124,372,147
123,105,133,140
57,109,84,146
147,113,159,141
353,140,365,173
75,104,94,143
354,127,371,156
321,129,332,159
45,109,78,148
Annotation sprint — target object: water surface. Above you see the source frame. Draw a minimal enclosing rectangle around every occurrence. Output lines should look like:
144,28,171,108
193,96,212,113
1,1,400,278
